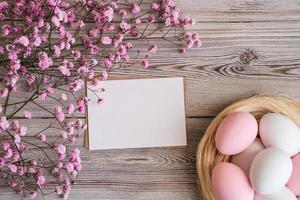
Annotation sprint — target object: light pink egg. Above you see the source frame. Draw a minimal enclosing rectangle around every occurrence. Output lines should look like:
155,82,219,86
212,162,254,200
287,153,300,195
231,138,265,175
215,111,258,155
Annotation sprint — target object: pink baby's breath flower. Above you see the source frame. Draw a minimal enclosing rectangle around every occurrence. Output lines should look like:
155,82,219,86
33,37,42,47
52,15,60,27
141,58,149,68
60,131,68,139
59,65,71,76
19,126,27,136
148,45,157,54
53,45,61,57
67,104,75,114
8,164,17,173
55,144,66,155
101,71,108,80
37,175,46,186
15,36,29,46
131,4,140,14
24,111,32,119
61,93,67,101
39,133,47,142
151,2,160,10
0,116,9,131
38,92,47,100
29,191,37,200
0,157,5,167
97,98,103,105
38,52,53,70
101,36,112,45
2,24,10,36
148,14,155,24
119,9,127,18
46,87,54,94
135,18,142,25
54,106,65,122
119,22,131,32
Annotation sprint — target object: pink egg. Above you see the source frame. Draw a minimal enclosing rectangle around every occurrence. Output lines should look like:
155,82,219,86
215,111,258,155
212,162,254,200
287,153,300,195
231,138,265,175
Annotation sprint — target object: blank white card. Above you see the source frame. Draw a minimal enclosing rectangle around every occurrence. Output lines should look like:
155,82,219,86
87,77,187,150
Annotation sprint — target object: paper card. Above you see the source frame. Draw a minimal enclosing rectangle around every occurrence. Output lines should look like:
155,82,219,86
86,77,187,150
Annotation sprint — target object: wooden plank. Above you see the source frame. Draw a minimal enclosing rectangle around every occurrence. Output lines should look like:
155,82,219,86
0,118,209,200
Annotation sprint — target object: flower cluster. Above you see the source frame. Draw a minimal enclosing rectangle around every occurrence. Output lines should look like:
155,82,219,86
0,0,199,199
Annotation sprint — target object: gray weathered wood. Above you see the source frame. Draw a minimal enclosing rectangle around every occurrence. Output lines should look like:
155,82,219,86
1,0,300,199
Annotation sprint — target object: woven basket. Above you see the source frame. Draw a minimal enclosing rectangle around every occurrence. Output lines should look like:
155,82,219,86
196,95,300,200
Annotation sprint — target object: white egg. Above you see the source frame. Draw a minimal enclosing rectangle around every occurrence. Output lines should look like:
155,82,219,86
250,147,293,195
254,187,297,200
259,113,300,156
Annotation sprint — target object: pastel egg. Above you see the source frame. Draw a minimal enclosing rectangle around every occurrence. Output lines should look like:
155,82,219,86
287,153,300,195
212,162,254,200
250,147,293,195
215,111,258,155
254,187,297,200
231,138,265,175
259,113,300,156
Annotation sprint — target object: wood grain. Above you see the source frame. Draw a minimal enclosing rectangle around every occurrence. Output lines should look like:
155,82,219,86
1,0,300,199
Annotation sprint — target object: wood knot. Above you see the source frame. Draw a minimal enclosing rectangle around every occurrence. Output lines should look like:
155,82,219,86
239,49,258,65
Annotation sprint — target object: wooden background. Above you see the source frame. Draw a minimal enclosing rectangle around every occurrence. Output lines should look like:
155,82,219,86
2,0,300,199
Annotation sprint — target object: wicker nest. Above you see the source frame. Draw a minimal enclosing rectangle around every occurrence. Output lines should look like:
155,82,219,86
196,95,300,200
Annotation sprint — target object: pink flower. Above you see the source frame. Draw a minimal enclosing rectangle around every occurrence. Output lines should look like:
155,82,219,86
148,14,155,23
0,116,9,131
37,175,46,186
60,93,67,101
141,59,149,68
51,15,60,27
97,98,103,105
19,126,27,136
53,45,61,57
0,157,5,167
135,18,142,25
151,3,160,10
26,74,36,85
60,131,67,139
55,144,66,155
24,111,32,119
77,99,85,114
101,71,108,80
8,164,17,173
119,22,131,32
64,162,74,173
2,24,10,36
14,134,21,143
101,36,112,45
46,87,54,94
131,4,140,14
29,191,37,200
11,120,19,132
58,65,71,76
38,52,53,70
67,104,75,114
54,106,65,122
8,180,17,188
39,133,47,142
15,36,29,46
148,45,157,54
119,9,127,18
38,92,47,100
